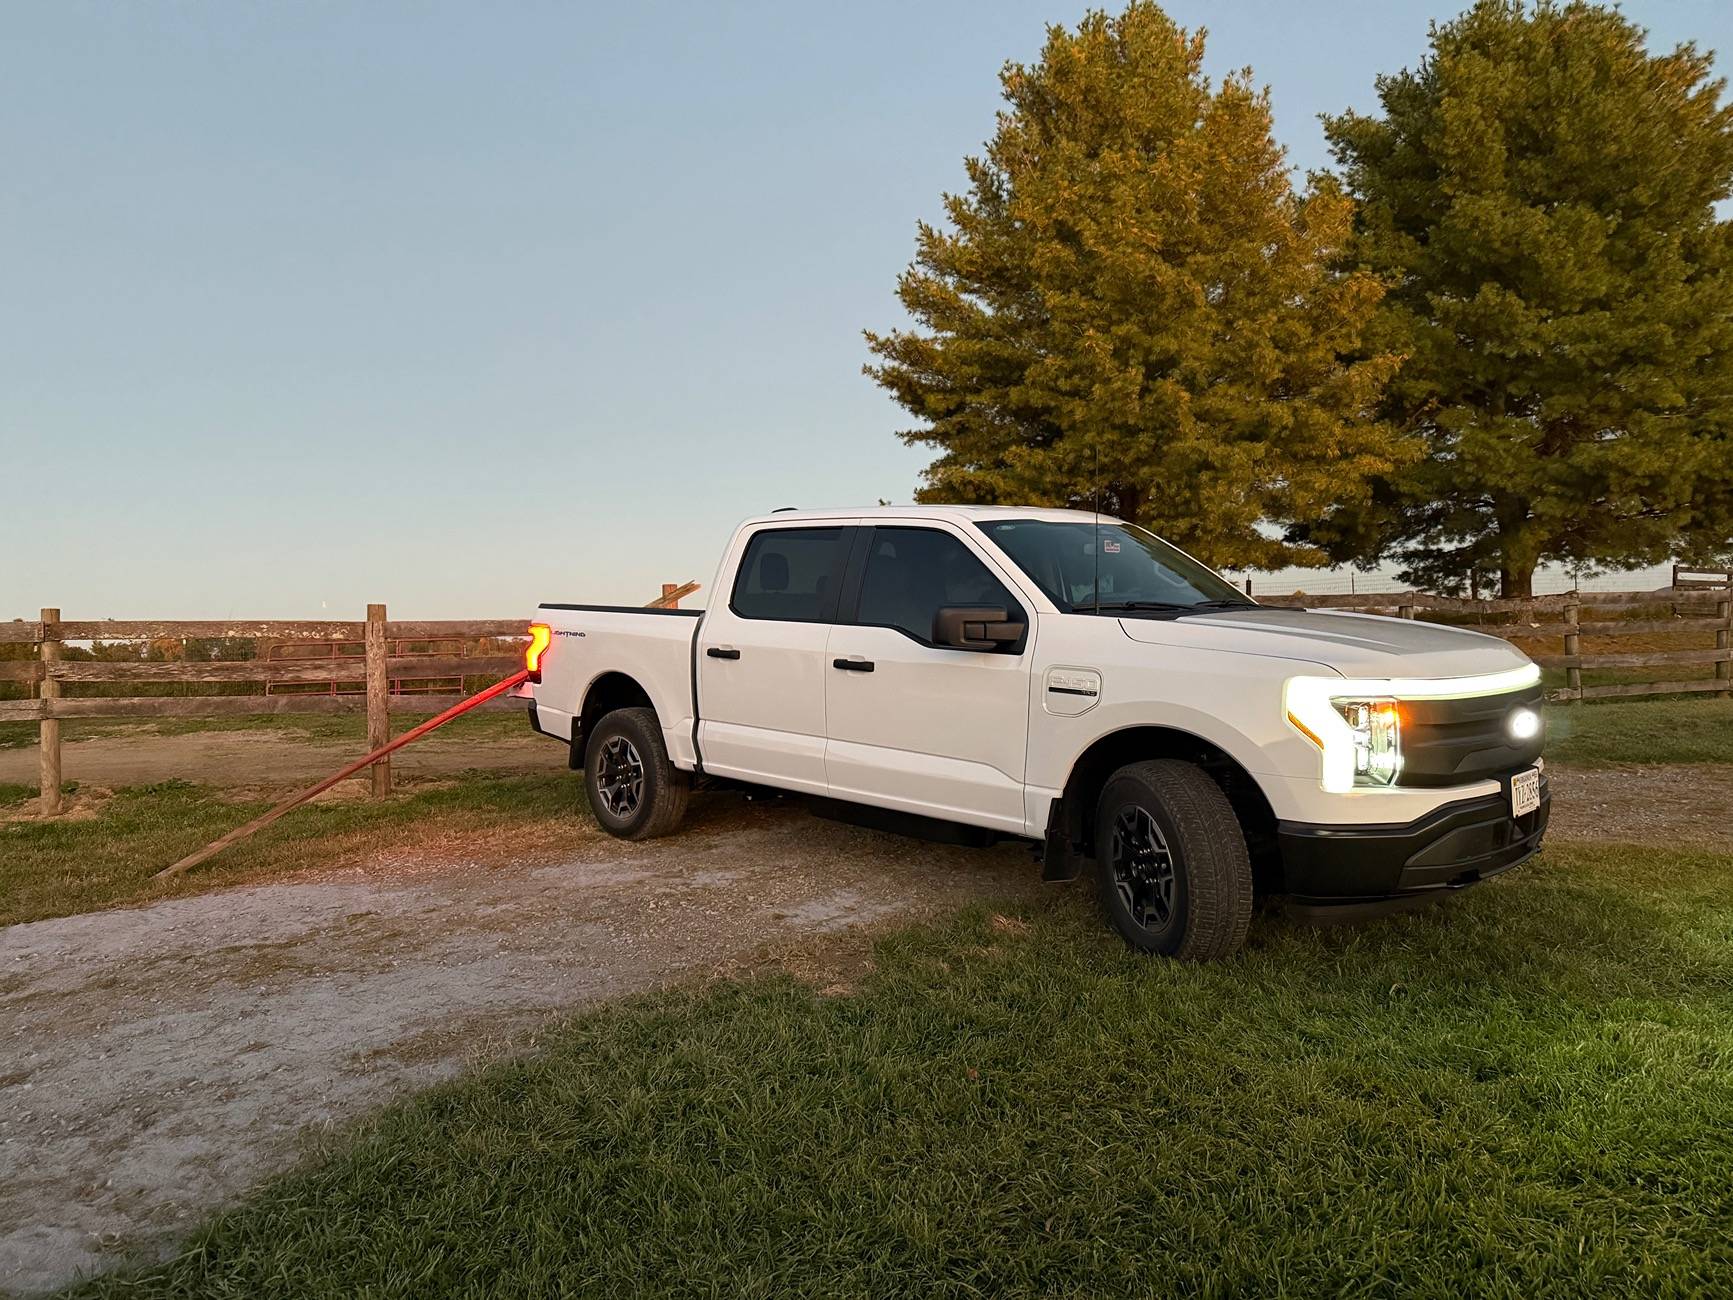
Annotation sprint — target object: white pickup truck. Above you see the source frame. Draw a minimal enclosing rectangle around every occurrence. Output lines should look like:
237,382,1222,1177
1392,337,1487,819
522,506,1548,960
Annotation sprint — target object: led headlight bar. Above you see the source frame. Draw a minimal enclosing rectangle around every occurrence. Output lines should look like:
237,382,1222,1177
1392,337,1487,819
1284,664,1541,793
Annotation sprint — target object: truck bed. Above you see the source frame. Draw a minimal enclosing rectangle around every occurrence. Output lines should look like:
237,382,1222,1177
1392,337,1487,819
527,603,704,771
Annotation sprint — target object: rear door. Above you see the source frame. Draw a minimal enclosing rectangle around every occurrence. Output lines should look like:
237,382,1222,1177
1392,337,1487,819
823,524,1034,833
696,523,855,795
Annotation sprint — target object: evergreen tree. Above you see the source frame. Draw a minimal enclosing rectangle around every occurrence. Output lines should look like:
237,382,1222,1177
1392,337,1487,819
1313,0,1733,597
865,2,1404,570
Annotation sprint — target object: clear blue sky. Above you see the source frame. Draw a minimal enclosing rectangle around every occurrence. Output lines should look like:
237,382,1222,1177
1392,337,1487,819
3,1,1727,618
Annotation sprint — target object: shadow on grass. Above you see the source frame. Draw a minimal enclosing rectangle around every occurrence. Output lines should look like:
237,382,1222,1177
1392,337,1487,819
63,839,1733,1299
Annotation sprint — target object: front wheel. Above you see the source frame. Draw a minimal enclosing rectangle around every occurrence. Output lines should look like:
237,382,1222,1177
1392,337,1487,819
1094,759,1253,960
583,706,689,840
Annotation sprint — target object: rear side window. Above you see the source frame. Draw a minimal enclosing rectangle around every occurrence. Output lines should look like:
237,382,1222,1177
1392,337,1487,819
852,527,1024,646
730,527,849,623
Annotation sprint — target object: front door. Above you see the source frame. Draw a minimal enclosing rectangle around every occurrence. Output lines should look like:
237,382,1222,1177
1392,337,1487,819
696,523,854,795
824,524,1034,834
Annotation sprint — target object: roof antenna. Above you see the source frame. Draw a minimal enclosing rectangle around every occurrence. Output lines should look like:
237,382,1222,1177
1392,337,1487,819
1092,445,1102,616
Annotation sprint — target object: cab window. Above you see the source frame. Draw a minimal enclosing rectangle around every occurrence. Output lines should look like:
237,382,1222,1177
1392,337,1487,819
851,527,1024,646
730,527,849,622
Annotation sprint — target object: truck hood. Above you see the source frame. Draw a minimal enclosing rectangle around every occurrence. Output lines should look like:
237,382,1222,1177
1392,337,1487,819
1117,607,1534,679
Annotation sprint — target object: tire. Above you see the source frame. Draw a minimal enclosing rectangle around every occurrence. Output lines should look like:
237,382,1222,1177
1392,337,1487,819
582,706,689,840
1094,759,1253,961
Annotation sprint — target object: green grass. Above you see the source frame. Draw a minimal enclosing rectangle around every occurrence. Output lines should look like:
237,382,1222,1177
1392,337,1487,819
64,840,1733,1298
0,773,587,927
1547,696,1733,766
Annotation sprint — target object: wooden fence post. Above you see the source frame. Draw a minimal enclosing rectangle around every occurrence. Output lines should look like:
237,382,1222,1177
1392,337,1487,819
39,608,62,815
1717,594,1731,699
365,603,391,796
1564,598,1582,704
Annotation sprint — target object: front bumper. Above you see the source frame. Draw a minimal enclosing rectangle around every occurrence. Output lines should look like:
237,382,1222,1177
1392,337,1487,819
1276,775,1550,909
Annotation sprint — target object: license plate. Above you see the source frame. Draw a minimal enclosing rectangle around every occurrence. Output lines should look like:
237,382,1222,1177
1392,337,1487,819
1511,767,1541,818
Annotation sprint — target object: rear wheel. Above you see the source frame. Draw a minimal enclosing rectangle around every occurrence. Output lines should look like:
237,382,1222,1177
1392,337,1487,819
1094,760,1253,960
583,706,688,840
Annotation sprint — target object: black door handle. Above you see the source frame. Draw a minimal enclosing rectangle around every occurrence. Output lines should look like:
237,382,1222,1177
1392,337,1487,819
832,657,874,672
706,647,741,660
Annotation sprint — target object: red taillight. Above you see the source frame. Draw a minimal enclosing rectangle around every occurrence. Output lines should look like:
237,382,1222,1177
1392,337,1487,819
525,623,552,681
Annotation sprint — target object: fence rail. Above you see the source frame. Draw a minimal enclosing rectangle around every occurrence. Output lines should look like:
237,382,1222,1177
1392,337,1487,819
5,584,697,816
1257,586,1732,702
1673,563,1733,590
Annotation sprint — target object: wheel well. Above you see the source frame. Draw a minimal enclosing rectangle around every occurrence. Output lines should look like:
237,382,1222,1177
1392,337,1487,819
1058,726,1282,894
577,672,656,756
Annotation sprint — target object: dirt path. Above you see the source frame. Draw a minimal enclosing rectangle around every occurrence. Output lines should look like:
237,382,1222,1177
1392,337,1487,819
1545,763,1733,850
0,728,559,789
0,797,1049,1295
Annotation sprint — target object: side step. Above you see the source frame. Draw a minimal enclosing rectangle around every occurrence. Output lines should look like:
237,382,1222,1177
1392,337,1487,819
807,797,1002,848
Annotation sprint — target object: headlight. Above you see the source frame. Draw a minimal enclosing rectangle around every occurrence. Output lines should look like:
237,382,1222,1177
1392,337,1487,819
1335,699,1401,787
1285,681,1402,792
1285,665,1539,794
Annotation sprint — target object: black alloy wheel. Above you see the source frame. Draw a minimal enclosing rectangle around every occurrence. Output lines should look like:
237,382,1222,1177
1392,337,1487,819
1093,760,1254,960
1108,803,1176,931
582,706,689,840
594,735,644,818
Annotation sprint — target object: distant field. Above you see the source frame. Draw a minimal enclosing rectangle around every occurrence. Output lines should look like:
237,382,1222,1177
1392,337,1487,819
0,708,528,751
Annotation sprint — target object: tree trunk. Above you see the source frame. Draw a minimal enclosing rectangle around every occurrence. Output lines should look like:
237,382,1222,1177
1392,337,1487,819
1492,492,1536,599
1498,562,1535,600
1114,483,1144,524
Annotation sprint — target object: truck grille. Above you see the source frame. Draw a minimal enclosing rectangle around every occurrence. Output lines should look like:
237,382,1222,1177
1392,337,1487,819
1398,683,1545,787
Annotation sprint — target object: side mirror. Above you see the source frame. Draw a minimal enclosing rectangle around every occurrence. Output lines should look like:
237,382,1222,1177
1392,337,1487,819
933,605,1026,651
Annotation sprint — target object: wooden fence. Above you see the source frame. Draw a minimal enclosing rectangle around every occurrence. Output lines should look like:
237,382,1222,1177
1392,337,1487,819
1257,586,1732,703
1674,563,1733,590
1,583,697,817
3,581,1726,818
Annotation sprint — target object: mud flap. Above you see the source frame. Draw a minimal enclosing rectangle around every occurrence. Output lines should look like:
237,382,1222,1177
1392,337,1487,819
1041,798,1084,882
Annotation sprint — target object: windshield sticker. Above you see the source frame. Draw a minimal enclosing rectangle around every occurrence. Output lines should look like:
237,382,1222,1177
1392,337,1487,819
1102,540,1121,552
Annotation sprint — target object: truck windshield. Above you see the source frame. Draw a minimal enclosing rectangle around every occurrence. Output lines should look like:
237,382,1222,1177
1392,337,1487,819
976,519,1253,615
